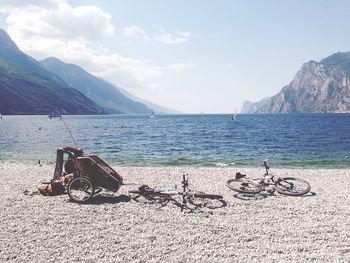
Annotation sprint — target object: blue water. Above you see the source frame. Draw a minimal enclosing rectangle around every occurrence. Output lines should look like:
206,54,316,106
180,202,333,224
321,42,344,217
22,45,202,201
0,114,350,168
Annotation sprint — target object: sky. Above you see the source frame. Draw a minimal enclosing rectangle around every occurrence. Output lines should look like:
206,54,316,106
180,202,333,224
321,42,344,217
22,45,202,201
1,0,350,113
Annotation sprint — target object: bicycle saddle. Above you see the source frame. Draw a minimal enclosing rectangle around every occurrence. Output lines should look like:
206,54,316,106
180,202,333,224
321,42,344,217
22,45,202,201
236,172,246,179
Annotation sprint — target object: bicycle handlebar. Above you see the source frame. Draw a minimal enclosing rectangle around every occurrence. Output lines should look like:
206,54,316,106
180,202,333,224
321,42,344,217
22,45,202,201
263,160,270,175
263,160,269,168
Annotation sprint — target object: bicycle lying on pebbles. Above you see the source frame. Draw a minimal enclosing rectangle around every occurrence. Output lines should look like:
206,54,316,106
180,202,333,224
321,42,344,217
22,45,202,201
129,173,225,212
226,160,311,196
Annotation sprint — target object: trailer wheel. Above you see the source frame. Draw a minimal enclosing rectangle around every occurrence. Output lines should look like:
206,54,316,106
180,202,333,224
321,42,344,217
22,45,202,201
67,177,94,203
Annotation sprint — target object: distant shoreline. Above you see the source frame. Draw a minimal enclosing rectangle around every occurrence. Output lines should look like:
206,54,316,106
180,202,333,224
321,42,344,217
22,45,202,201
1,161,350,170
1,112,350,116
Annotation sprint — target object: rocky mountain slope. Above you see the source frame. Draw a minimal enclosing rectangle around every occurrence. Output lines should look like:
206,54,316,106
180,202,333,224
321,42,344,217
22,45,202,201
40,57,152,114
0,28,102,115
240,97,270,113
257,52,350,113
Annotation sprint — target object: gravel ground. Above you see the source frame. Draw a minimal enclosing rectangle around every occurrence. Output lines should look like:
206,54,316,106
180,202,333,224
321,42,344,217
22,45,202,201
0,163,349,262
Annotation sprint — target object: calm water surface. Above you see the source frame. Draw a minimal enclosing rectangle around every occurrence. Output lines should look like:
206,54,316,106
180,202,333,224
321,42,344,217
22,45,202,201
0,114,350,168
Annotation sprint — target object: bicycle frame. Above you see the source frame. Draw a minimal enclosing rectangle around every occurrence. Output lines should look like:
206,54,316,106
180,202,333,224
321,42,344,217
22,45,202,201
130,173,223,211
240,162,295,193
240,176,276,192
227,160,311,196
262,161,296,191
133,174,190,200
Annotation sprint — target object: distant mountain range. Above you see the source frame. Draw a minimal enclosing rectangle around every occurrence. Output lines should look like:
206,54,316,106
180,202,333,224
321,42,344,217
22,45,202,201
242,52,350,113
0,28,102,114
0,28,176,115
40,57,151,114
117,86,181,114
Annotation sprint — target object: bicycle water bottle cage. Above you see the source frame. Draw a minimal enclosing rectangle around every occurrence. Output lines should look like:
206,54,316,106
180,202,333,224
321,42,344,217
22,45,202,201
139,185,154,193
236,172,246,179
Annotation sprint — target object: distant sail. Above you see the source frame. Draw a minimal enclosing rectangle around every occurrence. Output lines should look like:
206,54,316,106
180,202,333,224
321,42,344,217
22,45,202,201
149,110,155,118
232,109,237,122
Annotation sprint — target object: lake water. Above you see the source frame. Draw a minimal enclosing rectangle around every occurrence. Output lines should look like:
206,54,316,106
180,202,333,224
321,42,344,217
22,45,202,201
1,114,350,168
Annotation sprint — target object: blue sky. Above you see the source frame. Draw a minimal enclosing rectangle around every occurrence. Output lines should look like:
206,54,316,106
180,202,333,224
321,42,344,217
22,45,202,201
1,0,350,113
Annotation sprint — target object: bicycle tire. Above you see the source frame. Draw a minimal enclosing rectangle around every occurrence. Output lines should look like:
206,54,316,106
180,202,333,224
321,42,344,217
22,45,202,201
275,177,311,196
129,190,177,199
194,192,223,199
226,178,262,194
187,192,225,209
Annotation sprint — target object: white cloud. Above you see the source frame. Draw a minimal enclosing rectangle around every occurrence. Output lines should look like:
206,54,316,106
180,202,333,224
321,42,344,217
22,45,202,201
0,0,58,11
168,63,195,71
124,25,148,40
1,1,193,92
10,33,163,90
3,1,114,42
1,1,163,89
124,25,191,44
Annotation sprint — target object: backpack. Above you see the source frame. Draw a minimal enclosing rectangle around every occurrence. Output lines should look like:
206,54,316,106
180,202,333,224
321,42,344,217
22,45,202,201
38,180,65,196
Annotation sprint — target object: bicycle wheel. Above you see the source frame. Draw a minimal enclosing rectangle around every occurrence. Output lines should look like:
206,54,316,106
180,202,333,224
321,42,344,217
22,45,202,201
226,178,262,194
68,177,94,203
275,177,311,196
194,193,223,199
129,190,153,201
188,192,225,209
129,190,176,202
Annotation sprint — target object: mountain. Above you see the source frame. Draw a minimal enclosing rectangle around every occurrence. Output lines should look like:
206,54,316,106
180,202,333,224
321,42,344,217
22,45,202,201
0,30,69,87
0,28,102,114
117,86,181,114
257,52,350,113
320,52,350,70
240,97,270,113
40,57,151,114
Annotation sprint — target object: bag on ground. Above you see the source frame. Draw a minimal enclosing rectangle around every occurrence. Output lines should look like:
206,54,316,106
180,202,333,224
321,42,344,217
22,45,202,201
38,180,65,196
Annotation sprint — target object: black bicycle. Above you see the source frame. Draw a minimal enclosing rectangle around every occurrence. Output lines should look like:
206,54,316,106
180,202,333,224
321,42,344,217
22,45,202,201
226,160,311,196
129,173,224,211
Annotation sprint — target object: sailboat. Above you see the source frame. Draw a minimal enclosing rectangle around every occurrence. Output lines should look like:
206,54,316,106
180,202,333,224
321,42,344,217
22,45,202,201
232,109,237,122
0,113,2,120
149,110,155,118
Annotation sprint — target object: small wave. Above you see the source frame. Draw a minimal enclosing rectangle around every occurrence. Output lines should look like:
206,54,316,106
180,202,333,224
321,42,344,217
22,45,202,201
215,163,229,167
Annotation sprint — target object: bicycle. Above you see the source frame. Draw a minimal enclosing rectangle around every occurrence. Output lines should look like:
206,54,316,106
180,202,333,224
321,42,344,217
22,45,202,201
129,173,224,211
226,160,311,196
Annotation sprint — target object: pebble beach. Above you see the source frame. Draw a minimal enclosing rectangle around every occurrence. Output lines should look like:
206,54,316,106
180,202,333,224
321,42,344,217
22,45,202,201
0,163,349,262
